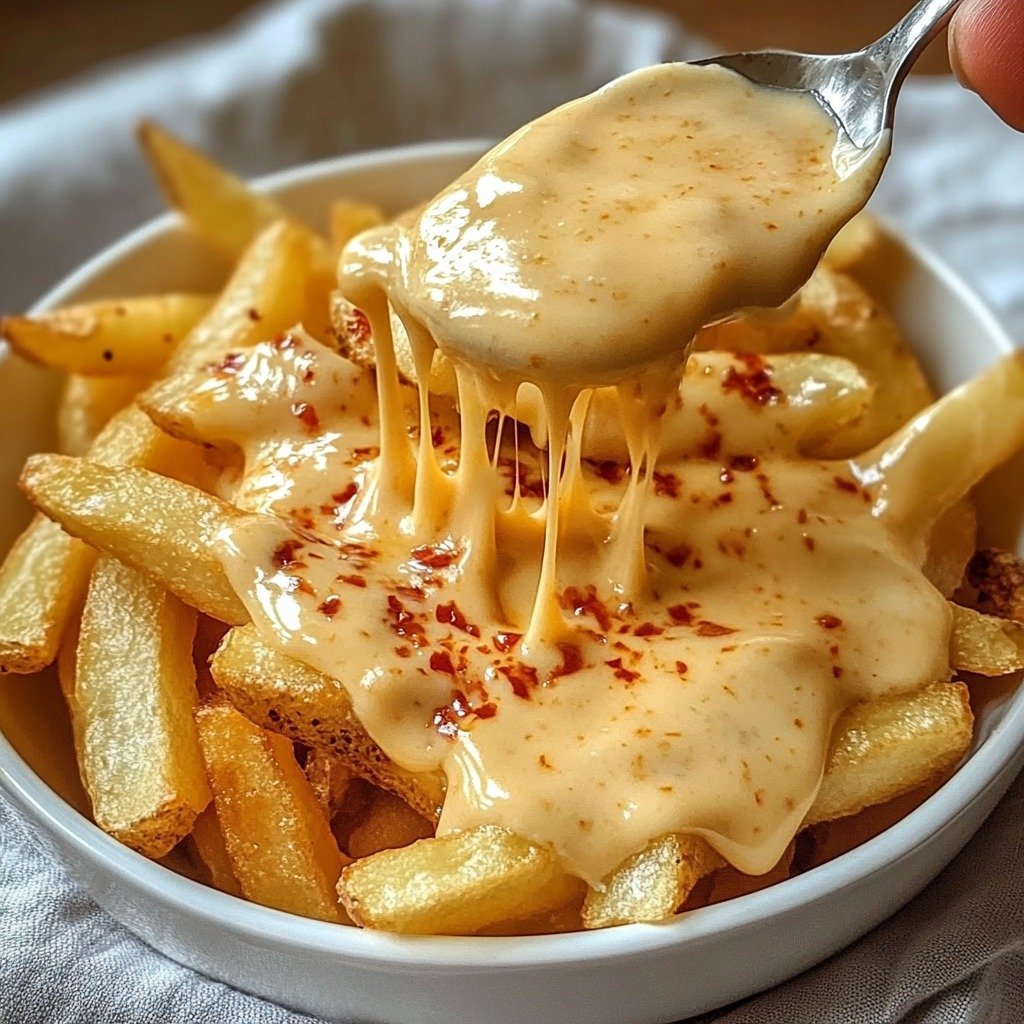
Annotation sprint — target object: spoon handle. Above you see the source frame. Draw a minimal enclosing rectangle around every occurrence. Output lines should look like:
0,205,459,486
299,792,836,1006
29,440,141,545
869,0,965,85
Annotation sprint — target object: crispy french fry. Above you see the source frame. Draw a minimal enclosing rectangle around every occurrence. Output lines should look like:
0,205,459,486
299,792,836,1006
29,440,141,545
2,294,212,376
966,548,1024,622
581,834,724,930
949,603,1024,676
821,213,878,271
330,200,385,257
804,680,972,826
344,788,434,860
210,624,444,820
73,555,210,857
338,825,584,935
137,122,290,260
196,702,347,922
0,406,186,674
305,747,353,822
583,681,972,928
188,804,243,897
19,454,249,625
58,375,148,456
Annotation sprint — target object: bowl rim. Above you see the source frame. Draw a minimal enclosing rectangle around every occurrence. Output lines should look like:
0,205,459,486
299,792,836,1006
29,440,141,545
1,138,1021,971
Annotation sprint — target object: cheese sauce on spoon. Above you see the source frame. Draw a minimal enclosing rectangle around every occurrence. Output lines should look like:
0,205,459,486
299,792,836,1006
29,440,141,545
211,64,956,888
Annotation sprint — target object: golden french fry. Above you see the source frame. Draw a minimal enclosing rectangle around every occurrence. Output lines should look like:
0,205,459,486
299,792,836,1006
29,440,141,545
821,212,878,271
196,702,347,922
949,603,1024,676
73,554,210,857
344,788,434,860
58,375,149,456
966,548,1024,622
305,748,353,822
19,455,250,625
210,624,444,821
330,200,385,257
137,121,290,260
804,680,972,826
188,804,243,897
0,406,186,674
581,834,724,930
338,825,584,935
924,499,978,597
2,294,212,376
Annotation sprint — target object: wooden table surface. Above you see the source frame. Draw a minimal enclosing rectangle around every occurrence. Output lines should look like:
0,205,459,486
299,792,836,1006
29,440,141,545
0,0,951,108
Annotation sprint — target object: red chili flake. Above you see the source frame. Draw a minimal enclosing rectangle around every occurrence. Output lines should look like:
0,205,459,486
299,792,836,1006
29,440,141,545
436,600,481,638
756,472,782,510
494,631,522,653
665,544,692,568
634,622,664,638
713,491,734,506
474,702,497,719
337,573,367,588
561,585,613,632
411,543,458,570
722,352,784,406
832,665,844,679
698,402,720,428
803,536,816,552
498,662,539,699
214,351,246,376
729,454,759,472
675,660,689,676
590,460,626,485
796,508,808,525
386,595,427,646
291,402,320,433
394,645,411,658
246,307,261,322
551,643,584,678
316,595,341,619
833,475,859,494
429,650,457,676
816,614,843,630
353,445,380,460
272,539,306,569
333,483,358,506
432,705,460,738
339,541,378,568
394,584,426,602
604,657,640,683
696,620,737,637
292,577,315,597
668,604,694,625
342,305,372,347
652,471,680,498
698,430,723,459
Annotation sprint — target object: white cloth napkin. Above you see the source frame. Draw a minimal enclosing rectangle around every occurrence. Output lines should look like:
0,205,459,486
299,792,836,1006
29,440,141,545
2,0,1024,1021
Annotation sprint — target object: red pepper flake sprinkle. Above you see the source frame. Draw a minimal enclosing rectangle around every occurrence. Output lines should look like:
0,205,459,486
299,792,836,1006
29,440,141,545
696,620,737,637
803,536,816,552
797,508,808,525
561,585,614,632
729,454,759,472
634,622,664,638
429,650,457,676
675,660,689,676
590,460,626,484
395,645,411,658
653,470,680,498
756,472,782,510
246,307,261,322
604,657,640,683
292,577,315,597
665,544,692,568
832,665,844,679
722,353,784,406
498,662,539,699
411,543,458,570
436,600,481,638
317,595,342,619
214,351,246,376
494,631,522,653
333,483,358,506
698,402,720,428
551,643,584,678
386,595,427,646
668,604,694,625
698,430,723,459
337,573,367,588
272,539,306,569
474,702,497,719
833,474,859,494
816,614,843,630
291,401,321,433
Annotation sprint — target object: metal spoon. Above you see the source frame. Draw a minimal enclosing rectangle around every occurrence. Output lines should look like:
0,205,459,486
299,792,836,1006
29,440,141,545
696,0,964,150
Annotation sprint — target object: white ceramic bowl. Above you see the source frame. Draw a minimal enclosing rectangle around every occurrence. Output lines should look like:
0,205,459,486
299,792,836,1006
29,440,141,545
2,141,1023,1024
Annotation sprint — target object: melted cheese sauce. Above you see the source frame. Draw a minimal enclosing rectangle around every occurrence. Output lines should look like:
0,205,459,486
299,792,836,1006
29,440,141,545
204,63,953,888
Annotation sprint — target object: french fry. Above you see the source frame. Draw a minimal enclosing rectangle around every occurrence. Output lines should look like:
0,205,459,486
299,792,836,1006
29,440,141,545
210,624,444,821
924,499,977,597
0,406,185,674
188,804,243,897
821,212,878,271
581,834,724,930
804,680,972,826
19,454,250,625
949,603,1024,676
195,702,347,922
338,824,584,935
58,375,148,456
583,681,972,929
1,294,212,376
137,122,290,260
966,548,1024,622
330,200,385,257
73,554,210,857
344,788,434,860
304,748,353,822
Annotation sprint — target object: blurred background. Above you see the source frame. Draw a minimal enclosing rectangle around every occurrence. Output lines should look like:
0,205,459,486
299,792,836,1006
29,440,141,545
1,0,950,107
